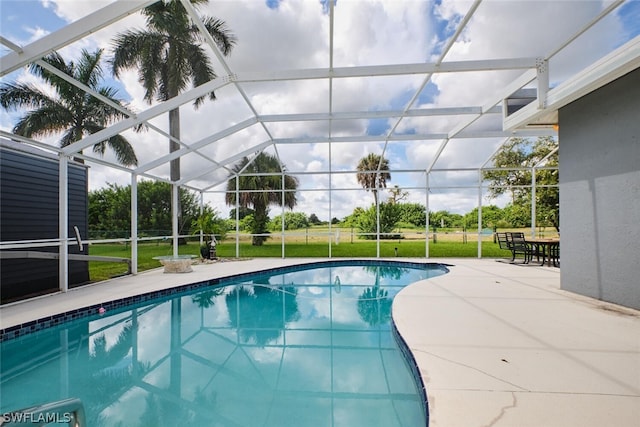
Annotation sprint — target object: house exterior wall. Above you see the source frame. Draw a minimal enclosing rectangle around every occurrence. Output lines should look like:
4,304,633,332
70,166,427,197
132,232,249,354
559,67,640,310
0,141,89,303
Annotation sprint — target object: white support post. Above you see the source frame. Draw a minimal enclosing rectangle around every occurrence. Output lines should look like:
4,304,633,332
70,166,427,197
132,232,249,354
531,168,537,238
376,188,380,258
425,173,430,258
281,173,285,259
59,155,69,292
328,140,332,258
131,175,138,274
199,192,204,246
537,58,549,109
235,176,240,258
477,170,483,258
172,184,179,256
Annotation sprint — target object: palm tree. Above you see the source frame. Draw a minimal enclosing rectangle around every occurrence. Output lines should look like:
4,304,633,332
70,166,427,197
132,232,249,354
0,49,138,166
356,153,391,206
110,0,235,182
225,152,299,246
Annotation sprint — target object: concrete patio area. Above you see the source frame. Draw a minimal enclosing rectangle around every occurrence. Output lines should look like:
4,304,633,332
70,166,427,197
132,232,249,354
1,258,638,426
393,259,640,427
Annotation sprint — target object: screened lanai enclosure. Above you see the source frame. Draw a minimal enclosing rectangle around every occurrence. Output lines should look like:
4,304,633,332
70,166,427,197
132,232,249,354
1,0,639,293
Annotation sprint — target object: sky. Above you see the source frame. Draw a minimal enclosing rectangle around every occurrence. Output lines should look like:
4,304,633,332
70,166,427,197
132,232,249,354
1,0,638,221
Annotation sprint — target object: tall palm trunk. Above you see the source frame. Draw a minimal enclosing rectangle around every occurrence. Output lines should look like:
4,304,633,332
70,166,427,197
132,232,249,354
169,108,183,244
169,108,180,181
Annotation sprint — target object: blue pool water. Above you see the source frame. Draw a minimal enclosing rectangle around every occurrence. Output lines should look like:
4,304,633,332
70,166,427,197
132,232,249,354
1,261,448,426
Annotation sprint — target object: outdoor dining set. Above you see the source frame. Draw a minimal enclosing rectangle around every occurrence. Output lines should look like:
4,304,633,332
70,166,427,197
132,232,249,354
496,232,560,267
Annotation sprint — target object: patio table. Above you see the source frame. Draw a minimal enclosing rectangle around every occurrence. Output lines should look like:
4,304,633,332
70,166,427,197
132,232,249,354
525,238,560,267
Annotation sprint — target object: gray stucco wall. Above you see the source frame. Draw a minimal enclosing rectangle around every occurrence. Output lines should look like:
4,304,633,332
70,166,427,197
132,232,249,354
559,67,640,310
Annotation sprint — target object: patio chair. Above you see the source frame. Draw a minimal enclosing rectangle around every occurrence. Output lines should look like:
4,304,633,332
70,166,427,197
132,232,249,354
496,232,510,251
506,232,533,264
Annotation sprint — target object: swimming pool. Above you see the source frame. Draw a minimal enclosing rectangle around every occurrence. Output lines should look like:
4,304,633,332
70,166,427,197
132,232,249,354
1,261,448,426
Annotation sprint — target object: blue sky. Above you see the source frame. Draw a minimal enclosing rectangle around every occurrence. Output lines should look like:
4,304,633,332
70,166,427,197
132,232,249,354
1,1,66,49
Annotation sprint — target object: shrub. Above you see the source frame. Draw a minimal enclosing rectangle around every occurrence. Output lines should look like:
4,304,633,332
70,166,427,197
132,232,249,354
357,203,401,240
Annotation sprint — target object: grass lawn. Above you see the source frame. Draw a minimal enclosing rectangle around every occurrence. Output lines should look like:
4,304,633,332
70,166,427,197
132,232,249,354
88,238,512,282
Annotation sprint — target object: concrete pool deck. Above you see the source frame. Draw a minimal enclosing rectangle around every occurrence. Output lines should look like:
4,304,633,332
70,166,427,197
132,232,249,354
1,258,639,426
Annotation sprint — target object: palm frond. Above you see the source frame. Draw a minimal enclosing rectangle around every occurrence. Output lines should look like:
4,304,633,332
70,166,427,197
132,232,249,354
60,127,84,147
0,82,55,110
76,48,104,89
2,48,139,166
91,137,138,167
186,43,217,107
29,51,71,88
13,104,73,138
111,30,166,103
201,16,237,55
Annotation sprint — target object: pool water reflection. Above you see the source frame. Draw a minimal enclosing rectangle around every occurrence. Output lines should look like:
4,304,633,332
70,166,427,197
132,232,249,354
1,263,447,426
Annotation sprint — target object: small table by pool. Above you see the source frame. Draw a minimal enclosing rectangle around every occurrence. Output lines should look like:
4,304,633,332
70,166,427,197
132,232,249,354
153,255,197,273
525,238,560,267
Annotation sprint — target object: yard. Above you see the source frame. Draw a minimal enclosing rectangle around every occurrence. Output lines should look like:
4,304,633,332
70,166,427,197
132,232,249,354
86,226,560,282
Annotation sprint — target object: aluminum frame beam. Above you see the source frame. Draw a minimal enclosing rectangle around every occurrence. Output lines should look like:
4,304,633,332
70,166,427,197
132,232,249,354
256,106,501,122
0,1,156,77
504,35,640,131
232,58,539,83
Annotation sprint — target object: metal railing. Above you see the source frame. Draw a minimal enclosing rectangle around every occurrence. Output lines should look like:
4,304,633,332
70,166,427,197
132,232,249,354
0,251,131,275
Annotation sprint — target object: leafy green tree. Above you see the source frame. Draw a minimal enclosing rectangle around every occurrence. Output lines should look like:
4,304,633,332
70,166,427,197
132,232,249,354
0,49,138,166
357,202,401,239
356,153,391,206
447,213,465,228
429,210,450,228
268,212,309,231
239,214,256,233
462,205,505,229
395,203,426,227
88,183,131,238
111,0,235,181
483,137,559,230
502,203,531,228
137,180,199,236
308,213,321,225
229,207,254,220
341,207,366,228
225,152,299,246
88,180,200,238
